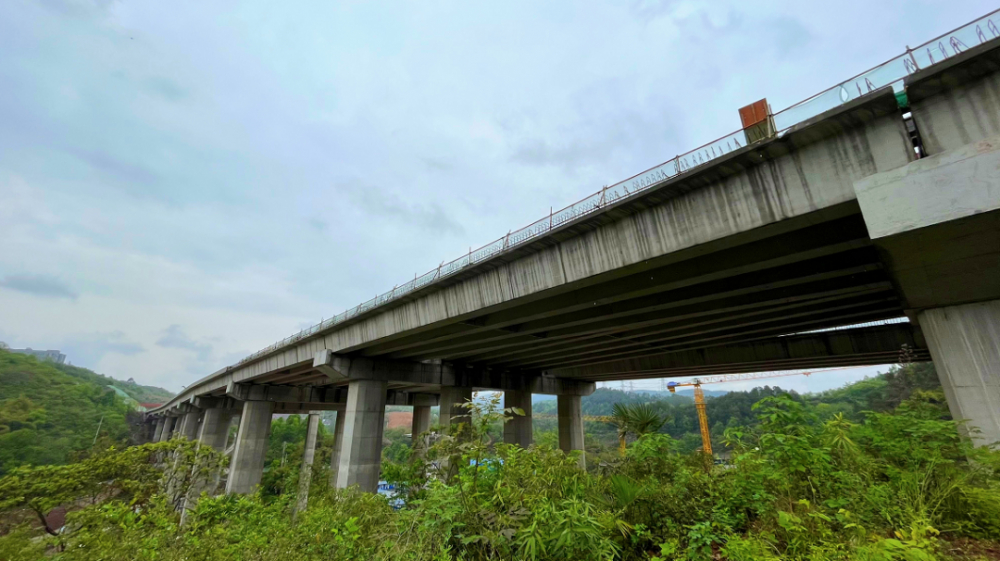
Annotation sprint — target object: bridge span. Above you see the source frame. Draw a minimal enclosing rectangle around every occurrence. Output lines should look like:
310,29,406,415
148,22,1000,494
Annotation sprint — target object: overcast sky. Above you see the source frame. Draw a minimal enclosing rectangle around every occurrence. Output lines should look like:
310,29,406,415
0,0,992,393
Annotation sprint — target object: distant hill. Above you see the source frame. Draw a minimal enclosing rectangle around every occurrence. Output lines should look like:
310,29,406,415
0,349,174,474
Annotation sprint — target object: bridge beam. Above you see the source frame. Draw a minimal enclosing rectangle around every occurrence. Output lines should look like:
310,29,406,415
312,350,595,396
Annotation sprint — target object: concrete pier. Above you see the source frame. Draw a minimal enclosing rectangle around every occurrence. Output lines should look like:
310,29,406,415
159,416,177,442
920,300,1000,447
412,405,432,454
225,401,275,494
177,411,201,440
294,412,321,518
198,407,235,450
335,379,387,492
557,395,585,468
328,411,346,486
503,390,532,448
440,386,473,434
152,418,166,442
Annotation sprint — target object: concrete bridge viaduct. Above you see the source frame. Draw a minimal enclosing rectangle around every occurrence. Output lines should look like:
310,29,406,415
147,38,1000,494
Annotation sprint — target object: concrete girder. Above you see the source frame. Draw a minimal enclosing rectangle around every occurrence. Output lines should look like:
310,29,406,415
444,282,896,363
361,216,876,358
522,305,905,371
311,350,595,395
546,324,925,380
385,249,891,363
475,292,900,367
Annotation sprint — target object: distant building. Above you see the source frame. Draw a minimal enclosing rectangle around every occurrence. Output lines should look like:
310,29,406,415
9,348,66,364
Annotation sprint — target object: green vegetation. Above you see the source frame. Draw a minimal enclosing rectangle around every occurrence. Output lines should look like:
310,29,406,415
0,349,173,474
1,363,999,560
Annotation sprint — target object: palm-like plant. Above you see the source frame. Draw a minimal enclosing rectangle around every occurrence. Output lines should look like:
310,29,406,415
610,402,669,455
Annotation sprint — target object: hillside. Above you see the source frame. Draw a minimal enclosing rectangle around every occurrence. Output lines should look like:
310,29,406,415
0,349,174,474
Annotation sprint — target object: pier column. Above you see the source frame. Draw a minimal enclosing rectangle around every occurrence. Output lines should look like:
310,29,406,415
293,412,321,518
225,401,274,494
152,418,166,442
177,410,201,440
557,395,585,469
335,379,387,492
159,416,177,442
412,405,432,454
440,386,473,435
920,300,1000,447
328,410,347,486
503,390,533,448
198,407,236,451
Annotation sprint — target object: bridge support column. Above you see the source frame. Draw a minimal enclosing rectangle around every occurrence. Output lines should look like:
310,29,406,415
198,407,235,450
558,395,585,469
335,379,387,492
919,299,1000,447
226,401,274,494
177,410,201,440
159,416,177,442
152,418,166,442
440,386,473,435
412,405,432,454
329,411,346,486
504,390,532,448
293,412,321,518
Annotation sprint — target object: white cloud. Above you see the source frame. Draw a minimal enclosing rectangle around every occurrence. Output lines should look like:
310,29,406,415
1,0,992,391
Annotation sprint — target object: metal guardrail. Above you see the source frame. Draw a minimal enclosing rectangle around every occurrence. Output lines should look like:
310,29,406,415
233,10,1000,369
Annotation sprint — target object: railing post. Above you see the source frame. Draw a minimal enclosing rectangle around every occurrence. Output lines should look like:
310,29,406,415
549,207,553,230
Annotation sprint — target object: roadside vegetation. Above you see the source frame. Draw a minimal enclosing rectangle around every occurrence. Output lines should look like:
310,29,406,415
2,363,1000,560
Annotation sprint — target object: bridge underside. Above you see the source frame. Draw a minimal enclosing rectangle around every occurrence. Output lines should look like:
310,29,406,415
336,202,920,382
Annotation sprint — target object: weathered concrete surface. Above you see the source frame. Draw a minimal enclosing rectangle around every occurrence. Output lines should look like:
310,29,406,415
152,418,166,442
226,401,274,494
198,407,235,451
158,416,176,442
557,395,585,469
920,300,1000,447
439,386,473,432
177,411,201,440
412,405,432,453
328,411,346,486
336,379,387,492
503,390,532,448
293,412,321,518
908,40,1000,155
547,324,928,380
854,135,1000,239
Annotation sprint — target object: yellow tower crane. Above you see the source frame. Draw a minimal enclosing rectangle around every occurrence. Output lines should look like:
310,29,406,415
663,369,829,455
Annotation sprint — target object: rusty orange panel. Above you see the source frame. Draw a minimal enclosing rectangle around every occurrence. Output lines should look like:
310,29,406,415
739,99,769,129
